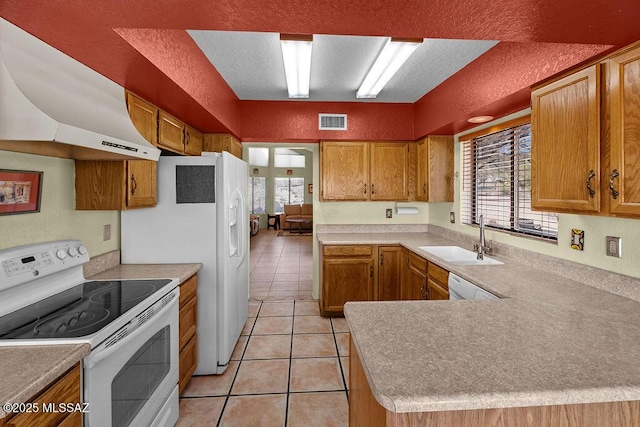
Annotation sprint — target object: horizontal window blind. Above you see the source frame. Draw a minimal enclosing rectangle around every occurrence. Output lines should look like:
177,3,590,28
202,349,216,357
462,123,558,240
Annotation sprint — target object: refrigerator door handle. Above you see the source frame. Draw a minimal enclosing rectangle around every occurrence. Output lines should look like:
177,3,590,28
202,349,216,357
229,188,246,261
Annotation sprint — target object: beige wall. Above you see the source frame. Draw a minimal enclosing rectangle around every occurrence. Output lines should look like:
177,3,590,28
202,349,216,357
429,110,640,279
0,150,120,257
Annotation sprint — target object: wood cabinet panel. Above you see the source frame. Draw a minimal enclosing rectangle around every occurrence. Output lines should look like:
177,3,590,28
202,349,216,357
608,47,640,216
531,65,601,213
159,111,185,153
184,125,203,156
370,142,409,201
323,245,373,257
427,262,449,288
179,335,198,395
179,295,197,351
349,336,387,427
426,278,449,300
126,160,157,208
126,91,158,146
322,257,374,315
378,246,402,301
203,134,242,159
320,141,369,201
4,364,80,427
416,136,454,202
179,275,198,306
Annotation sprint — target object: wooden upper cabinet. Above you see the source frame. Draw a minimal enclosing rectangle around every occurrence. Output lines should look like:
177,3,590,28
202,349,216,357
126,160,157,208
531,64,601,213
159,111,186,153
607,46,640,216
203,134,243,159
75,160,157,209
126,91,158,146
320,141,370,201
184,125,203,156
370,142,409,201
416,136,454,202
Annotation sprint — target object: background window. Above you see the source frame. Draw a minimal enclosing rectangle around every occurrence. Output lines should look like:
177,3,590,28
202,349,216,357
274,148,306,168
249,177,266,214
274,177,304,212
248,147,269,167
462,122,558,240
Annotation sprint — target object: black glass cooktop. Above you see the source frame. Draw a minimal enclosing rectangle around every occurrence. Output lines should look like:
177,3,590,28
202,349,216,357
0,279,172,340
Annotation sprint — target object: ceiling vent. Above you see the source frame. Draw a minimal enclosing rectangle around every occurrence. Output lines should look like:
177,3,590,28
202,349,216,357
319,114,347,131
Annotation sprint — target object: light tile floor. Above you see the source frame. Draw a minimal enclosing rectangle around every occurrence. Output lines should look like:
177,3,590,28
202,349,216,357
177,301,350,426
177,229,351,426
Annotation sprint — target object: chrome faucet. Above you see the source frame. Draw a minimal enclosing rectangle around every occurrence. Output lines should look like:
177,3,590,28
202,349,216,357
474,215,491,260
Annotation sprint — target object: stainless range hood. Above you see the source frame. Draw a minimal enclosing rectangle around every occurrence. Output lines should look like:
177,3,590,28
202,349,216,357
0,18,160,161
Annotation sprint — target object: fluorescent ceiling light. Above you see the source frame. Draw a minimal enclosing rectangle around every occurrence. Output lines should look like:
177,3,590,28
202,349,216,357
280,34,313,99
356,38,422,99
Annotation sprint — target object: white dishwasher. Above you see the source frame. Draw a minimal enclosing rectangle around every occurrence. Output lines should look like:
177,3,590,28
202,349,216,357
448,273,498,300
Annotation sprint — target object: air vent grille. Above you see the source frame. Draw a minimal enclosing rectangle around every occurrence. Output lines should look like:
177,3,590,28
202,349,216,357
319,114,347,130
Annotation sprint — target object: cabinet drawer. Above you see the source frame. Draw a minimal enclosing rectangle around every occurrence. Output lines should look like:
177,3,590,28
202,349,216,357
6,364,80,427
323,245,373,257
428,262,449,289
409,252,427,274
179,274,198,306
179,295,198,351
179,336,198,395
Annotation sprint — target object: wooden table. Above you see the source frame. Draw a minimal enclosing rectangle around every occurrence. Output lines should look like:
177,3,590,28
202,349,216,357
286,218,312,234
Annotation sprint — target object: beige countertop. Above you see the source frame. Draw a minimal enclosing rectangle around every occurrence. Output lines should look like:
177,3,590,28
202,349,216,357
0,262,201,419
88,263,202,283
0,344,90,419
318,232,640,413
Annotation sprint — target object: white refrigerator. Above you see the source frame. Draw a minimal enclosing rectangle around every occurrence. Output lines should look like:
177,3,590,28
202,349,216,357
121,152,249,375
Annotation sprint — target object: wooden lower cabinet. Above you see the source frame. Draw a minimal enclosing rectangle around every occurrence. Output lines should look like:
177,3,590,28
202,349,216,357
1,364,81,427
179,274,198,395
350,337,640,426
320,245,375,316
378,246,402,301
402,251,427,300
426,262,449,300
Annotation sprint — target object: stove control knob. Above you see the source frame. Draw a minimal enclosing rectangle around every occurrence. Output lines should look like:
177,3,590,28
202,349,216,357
56,249,67,260
78,245,88,255
68,247,78,257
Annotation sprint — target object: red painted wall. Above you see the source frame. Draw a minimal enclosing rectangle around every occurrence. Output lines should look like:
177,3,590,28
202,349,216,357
240,101,414,142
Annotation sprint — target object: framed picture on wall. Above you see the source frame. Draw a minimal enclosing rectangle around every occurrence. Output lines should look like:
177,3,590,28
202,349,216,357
0,169,43,215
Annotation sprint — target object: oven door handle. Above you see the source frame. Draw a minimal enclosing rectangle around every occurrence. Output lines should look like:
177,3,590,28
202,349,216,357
85,294,178,369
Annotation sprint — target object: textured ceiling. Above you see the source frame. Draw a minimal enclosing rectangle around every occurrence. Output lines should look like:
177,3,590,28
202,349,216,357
1,0,639,137
187,31,498,103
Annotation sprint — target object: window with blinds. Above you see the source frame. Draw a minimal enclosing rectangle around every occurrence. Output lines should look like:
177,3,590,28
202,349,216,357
461,122,558,240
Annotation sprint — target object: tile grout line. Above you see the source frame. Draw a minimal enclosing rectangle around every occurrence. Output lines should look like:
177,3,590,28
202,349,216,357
331,318,350,402
284,301,297,427
215,301,263,427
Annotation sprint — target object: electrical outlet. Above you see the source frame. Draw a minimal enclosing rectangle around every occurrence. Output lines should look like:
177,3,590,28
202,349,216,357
450,212,455,223
103,224,111,241
606,236,621,258
385,209,393,219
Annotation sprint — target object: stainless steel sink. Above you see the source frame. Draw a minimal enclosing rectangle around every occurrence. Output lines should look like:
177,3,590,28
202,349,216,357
418,246,503,265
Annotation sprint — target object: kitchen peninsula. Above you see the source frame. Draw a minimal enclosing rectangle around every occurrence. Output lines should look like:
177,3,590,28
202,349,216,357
317,230,640,426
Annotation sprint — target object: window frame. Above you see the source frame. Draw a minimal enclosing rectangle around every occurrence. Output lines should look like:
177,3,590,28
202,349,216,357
461,116,558,241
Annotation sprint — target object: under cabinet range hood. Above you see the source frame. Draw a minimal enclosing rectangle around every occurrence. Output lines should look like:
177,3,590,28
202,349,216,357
0,18,160,161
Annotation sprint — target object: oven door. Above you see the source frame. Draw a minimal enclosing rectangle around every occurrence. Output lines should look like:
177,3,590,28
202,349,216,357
83,291,179,427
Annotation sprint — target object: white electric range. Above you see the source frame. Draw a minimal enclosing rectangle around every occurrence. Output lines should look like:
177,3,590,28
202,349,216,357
0,240,180,427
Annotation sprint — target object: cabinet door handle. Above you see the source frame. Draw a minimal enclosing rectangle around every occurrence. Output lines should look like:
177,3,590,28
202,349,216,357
185,130,190,146
370,265,373,278
586,169,596,198
371,183,375,195
380,253,384,265
609,169,619,200
130,174,137,196
421,281,428,299
363,183,367,194
423,183,426,195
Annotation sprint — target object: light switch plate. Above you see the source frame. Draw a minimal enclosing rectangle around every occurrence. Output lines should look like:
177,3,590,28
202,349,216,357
450,212,455,223
385,209,393,219
103,224,111,241
606,236,621,258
